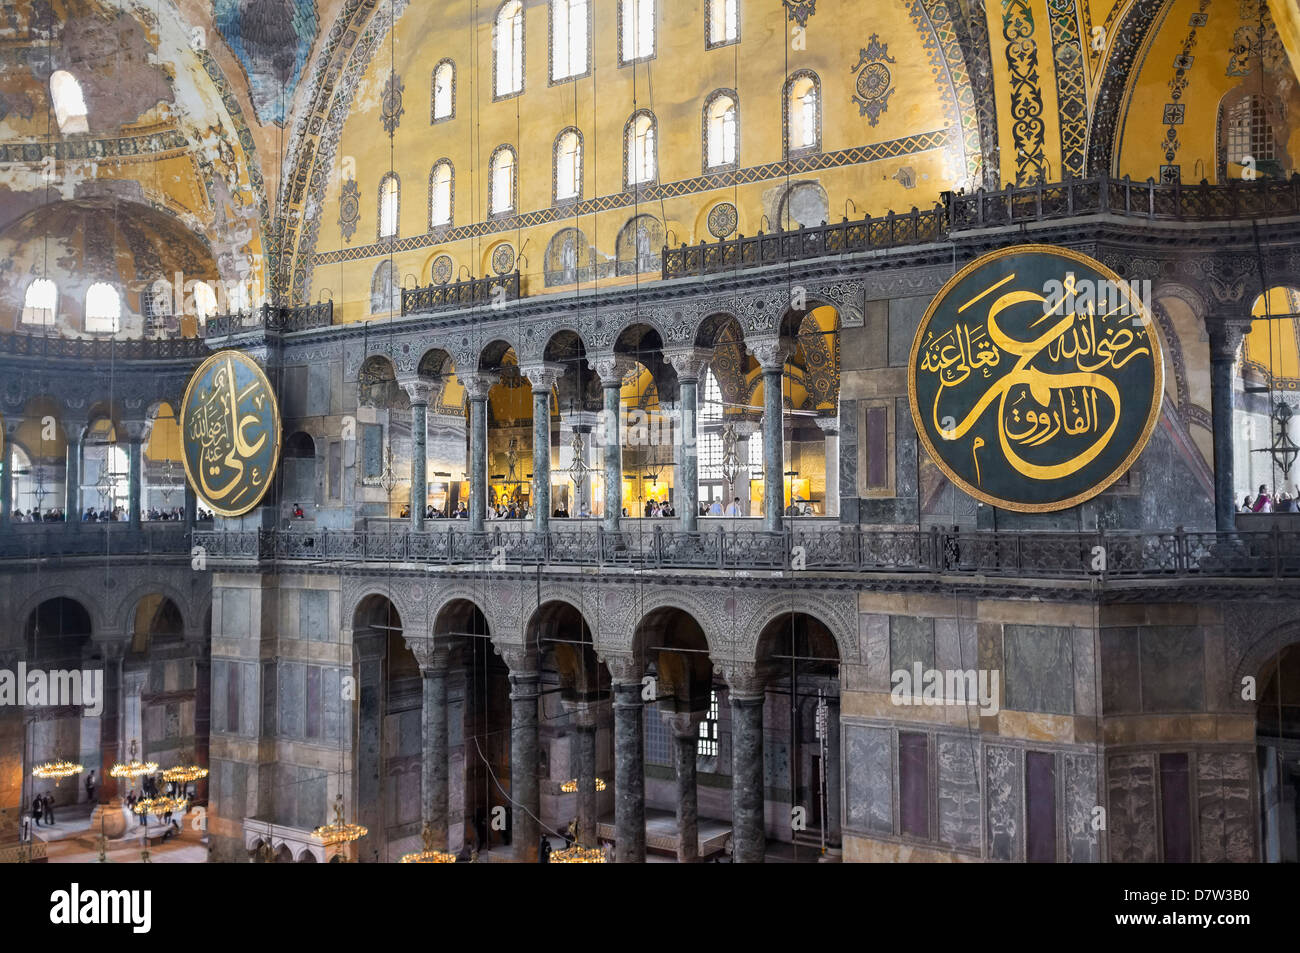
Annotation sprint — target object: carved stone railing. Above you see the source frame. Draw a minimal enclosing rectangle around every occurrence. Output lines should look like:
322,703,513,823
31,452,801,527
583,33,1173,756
0,522,195,559
203,301,334,339
191,526,1300,580
0,332,210,361
401,272,520,315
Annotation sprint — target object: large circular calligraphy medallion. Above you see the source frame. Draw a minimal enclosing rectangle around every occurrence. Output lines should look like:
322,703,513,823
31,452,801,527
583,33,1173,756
180,350,282,518
908,245,1163,513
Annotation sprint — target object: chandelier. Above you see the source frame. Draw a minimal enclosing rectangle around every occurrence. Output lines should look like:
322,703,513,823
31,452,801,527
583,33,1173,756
32,758,84,785
560,777,606,794
158,458,182,503
313,794,367,849
131,795,188,817
161,764,208,784
550,844,606,863
110,740,158,781
400,822,456,863
567,430,593,512
720,422,745,491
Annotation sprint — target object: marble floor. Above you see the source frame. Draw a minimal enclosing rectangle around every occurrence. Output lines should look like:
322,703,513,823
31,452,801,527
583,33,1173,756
24,802,209,863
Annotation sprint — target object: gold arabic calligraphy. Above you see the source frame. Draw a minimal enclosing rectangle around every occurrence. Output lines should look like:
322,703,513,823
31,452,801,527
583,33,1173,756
919,272,1151,483
187,356,270,507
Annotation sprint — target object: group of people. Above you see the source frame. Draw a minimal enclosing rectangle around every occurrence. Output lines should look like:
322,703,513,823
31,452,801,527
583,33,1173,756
702,497,745,517
28,792,58,827
1241,485,1299,513
11,508,67,522
144,506,188,521
643,499,677,518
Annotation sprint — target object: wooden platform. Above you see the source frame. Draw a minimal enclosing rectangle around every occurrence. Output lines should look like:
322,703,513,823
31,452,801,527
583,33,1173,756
597,809,731,859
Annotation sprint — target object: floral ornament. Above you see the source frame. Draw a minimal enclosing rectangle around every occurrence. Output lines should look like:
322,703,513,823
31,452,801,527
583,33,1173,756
783,0,816,27
338,177,360,243
381,71,405,136
851,35,896,127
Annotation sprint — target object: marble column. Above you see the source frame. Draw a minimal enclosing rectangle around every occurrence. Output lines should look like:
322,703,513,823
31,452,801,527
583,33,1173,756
184,484,197,530
725,663,767,863
122,420,151,530
64,424,83,529
411,640,450,849
354,632,385,863
670,712,703,863
751,340,790,532
572,705,599,847
402,380,438,532
816,416,840,519
1207,318,1250,532
463,373,495,533
609,658,645,862
826,693,842,845
663,348,713,532
0,429,12,530
506,656,540,861
520,363,564,534
594,358,630,531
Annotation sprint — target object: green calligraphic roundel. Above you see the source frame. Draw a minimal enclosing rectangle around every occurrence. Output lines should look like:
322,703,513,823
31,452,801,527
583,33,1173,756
180,350,282,518
908,244,1164,513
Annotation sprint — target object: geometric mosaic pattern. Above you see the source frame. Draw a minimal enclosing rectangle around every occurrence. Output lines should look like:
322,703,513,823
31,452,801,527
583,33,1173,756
312,129,950,268
1047,0,1088,179
909,0,985,187
1002,0,1048,186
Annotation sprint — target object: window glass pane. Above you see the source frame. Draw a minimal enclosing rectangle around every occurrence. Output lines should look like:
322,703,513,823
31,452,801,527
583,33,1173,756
85,282,120,333
22,278,57,325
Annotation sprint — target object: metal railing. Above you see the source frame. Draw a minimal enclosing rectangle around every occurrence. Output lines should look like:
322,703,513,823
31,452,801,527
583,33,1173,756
0,332,209,361
191,525,1300,580
402,272,520,315
203,301,334,339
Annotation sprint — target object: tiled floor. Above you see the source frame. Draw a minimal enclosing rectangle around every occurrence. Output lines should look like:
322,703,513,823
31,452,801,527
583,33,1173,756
27,802,209,864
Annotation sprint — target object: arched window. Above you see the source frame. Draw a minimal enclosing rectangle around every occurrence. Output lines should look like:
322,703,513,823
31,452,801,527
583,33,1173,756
21,278,57,325
85,282,121,333
704,91,738,170
554,128,582,202
429,160,454,228
495,1,525,98
432,60,455,122
49,70,88,135
490,146,517,216
620,0,655,63
625,111,657,187
785,72,821,155
707,0,738,47
551,0,589,81
1222,94,1278,178
378,174,399,238
700,368,724,421
370,261,400,315
192,281,218,324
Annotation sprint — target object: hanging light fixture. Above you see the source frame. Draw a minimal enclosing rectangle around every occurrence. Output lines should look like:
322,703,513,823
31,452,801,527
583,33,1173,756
559,777,606,793
110,739,158,781
32,758,84,786
131,795,187,817
720,421,745,493
550,844,606,863
400,822,456,863
313,793,367,857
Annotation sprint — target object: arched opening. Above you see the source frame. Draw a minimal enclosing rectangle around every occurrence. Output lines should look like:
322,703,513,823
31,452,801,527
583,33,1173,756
545,330,599,518
297,849,318,863
755,611,843,858
489,146,517,216
81,419,129,520
431,599,508,856
625,111,657,187
1258,640,1300,862
554,128,583,203
84,282,121,334
494,1,524,97
283,431,317,517
351,594,407,862
49,70,89,134
432,60,455,122
25,596,93,663
21,278,58,325
1237,286,1300,509
356,356,410,521
143,403,184,520
703,91,738,170
429,160,454,228
273,844,294,863
615,323,675,516
478,343,536,517
130,594,184,655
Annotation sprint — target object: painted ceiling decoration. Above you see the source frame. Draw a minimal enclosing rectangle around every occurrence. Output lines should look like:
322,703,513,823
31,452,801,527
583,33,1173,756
214,0,319,126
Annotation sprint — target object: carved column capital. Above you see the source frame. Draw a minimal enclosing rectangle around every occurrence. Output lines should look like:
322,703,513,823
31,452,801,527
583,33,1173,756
667,710,704,739
119,418,153,445
661,347,714,383
399,378,441,407
590,355,635,387
717,660,766,701
748,338,792,372
602,652,643,686
1204,316,1253,364
518,361,566,394
495,642,537,677
404,637,450,673
460,371,498,401
813,415,840,436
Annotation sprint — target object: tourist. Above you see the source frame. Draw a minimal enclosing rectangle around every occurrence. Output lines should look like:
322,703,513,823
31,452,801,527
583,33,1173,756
708,498,723,516
724,496,742,516
85,770,96,804
1252,485,1273,513
293,503,305,519
43,793,55,825
30,795,42,827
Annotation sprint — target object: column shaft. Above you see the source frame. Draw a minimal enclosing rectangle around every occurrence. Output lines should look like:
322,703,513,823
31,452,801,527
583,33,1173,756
603,383,622,531
127,438,143,529
423,665,449,848
1,437,11,529
64,432,80,528
509,671,540,861
731,694,765,863
576,724,597,847
824,433,840,519
1209,326,1243,532
679,379,699,532
612,682,645,862
184,484,197,530
762,367,784,532
674,728,699,862
411,400,427,532
533,389,551,533
826,697,842,845
469,395,488,532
